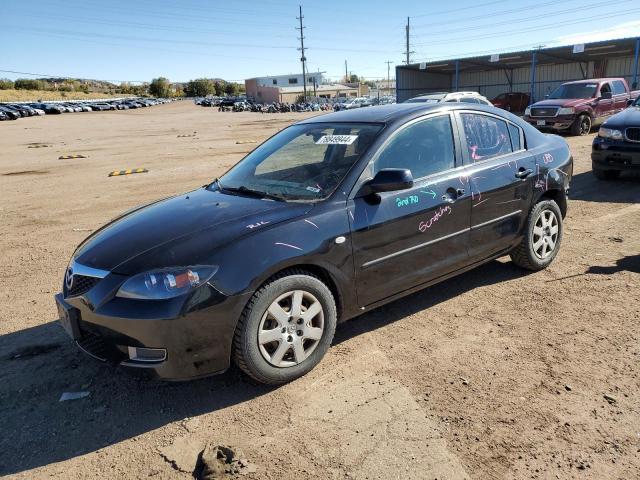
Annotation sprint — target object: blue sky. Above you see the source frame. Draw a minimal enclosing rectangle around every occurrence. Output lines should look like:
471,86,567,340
2,0,639,84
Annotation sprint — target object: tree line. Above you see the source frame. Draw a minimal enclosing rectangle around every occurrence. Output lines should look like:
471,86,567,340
0,76,245,98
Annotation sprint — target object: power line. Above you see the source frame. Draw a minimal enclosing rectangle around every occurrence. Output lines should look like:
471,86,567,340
411,0,509,18
412,0,633,38
411,8,640,49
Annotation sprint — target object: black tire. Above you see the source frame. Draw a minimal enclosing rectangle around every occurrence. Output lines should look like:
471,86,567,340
593,168,620,180
510,199,563,271
570,114,592,136
232,271,337,385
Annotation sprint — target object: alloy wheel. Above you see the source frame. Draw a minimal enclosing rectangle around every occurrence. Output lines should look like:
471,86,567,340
258,290,325,367
532,209,559,259
580,116,591,135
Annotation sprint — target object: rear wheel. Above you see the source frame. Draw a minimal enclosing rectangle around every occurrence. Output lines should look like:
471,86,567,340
510,200,563,271
233,272,337,385
570,114,591,136
593,168,620,180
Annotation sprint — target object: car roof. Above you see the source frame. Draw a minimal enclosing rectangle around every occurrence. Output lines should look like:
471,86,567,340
299,102,501,124
563,78,623,85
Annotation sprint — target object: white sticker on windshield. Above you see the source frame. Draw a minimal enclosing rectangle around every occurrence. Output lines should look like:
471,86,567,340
315,135,358,145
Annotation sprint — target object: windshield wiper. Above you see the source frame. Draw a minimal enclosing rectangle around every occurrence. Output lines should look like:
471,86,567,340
219,183,286,202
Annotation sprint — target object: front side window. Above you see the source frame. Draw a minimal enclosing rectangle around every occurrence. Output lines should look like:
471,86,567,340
461,113,512,161
374,115,456,179
218,123,382,201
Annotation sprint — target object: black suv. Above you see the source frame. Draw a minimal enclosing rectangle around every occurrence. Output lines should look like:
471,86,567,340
592,96,640,179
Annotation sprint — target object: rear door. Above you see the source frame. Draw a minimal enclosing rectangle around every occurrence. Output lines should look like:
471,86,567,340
349,113,471,306
455,111,536,260
611,80,629,113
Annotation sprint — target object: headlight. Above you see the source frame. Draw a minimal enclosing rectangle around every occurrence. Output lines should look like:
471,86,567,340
557,107,575,115
598,127,623,140
524,107,531,116
116,266,219,300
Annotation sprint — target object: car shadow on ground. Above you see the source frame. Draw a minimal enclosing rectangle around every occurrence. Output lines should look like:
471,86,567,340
0,259,527,476
569,170,640,203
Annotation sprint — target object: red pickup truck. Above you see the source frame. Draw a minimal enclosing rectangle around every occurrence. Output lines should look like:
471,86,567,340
523,78,640,136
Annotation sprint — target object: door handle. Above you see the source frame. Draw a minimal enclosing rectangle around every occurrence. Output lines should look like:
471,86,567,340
442,187,460,204
515,168,533,179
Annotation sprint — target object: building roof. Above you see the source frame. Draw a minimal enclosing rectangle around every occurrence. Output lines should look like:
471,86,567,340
276,84,356,94
399,37,640,75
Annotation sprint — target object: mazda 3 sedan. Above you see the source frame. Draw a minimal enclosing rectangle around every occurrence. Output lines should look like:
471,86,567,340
55,103,572,384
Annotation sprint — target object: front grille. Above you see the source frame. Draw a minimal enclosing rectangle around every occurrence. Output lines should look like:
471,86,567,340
65,275,100,297
531,107,559,117
625,127,640,142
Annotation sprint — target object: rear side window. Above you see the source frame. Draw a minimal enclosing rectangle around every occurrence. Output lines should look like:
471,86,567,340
612,80,626,95
508,123,523,151
461,113,512,161
375,115,456,179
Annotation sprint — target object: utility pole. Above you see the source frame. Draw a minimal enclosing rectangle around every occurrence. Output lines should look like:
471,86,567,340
296,5,307,102
345,60,348,83
385,60,393,97
403,17,414,65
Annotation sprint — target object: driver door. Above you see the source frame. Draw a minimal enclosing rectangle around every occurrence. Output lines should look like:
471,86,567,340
349,113,472,306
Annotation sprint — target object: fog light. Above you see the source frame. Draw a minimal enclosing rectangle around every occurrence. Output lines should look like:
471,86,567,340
127,346,167,363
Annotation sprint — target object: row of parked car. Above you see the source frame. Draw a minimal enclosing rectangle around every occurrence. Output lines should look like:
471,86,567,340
0,97,176,121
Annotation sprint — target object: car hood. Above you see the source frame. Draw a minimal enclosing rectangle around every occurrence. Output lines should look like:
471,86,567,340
531,98,592,108
603,106,640,127
74,187,312,273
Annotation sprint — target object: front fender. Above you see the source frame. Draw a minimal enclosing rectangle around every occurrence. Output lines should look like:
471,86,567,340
208,204,357,318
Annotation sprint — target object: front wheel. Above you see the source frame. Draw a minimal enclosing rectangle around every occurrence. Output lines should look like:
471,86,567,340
233,272,337,385
510,200,563,271
570,114,592,136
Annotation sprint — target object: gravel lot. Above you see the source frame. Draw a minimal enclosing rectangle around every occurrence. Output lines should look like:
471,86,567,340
0,101,638,479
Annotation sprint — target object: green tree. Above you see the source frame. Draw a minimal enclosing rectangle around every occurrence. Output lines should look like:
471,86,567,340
0,78,15,89
14,78,46,90
149,77,171,97
213,80,224,96
185,78,215,97
224,82,238,96
348,74,360,83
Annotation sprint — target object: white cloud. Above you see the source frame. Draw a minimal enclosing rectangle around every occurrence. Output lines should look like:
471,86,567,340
554,20,640,46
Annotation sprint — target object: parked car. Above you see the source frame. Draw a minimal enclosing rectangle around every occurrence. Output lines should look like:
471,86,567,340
31,103,65,114
404,91,492,105
0,110,8,121
0,105,21,119
523,78,640,136
4,104,32,117
90,103,115,111
491,92,530,112
591,95,640,179
55,102,572,384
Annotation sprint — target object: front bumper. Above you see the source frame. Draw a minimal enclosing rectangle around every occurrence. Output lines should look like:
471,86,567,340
523,114,576,131
592,137,640,171
54,276,252,380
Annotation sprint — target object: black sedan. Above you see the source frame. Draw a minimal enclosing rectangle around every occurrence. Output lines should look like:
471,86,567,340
55,103,572,384
0,105,21,119
592,97,640,179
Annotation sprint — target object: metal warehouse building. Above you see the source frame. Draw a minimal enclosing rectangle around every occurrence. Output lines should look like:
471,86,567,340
396,37,640,103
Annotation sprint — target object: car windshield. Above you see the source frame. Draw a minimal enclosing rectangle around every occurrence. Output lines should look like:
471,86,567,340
548,83,597,99
216,123,382,201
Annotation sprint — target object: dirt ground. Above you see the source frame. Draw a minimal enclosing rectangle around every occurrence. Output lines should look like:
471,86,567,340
0,101,638,480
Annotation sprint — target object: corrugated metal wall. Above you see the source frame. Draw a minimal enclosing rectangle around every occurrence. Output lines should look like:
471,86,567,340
397,54,638,103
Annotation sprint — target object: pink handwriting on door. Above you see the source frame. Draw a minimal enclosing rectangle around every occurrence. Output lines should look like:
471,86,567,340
543,153,554,164
418,206,451,232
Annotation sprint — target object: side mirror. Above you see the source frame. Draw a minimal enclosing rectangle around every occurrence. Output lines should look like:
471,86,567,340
627,98,634,106
544,94,550,99
600,91,612,100
360,168,414,196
